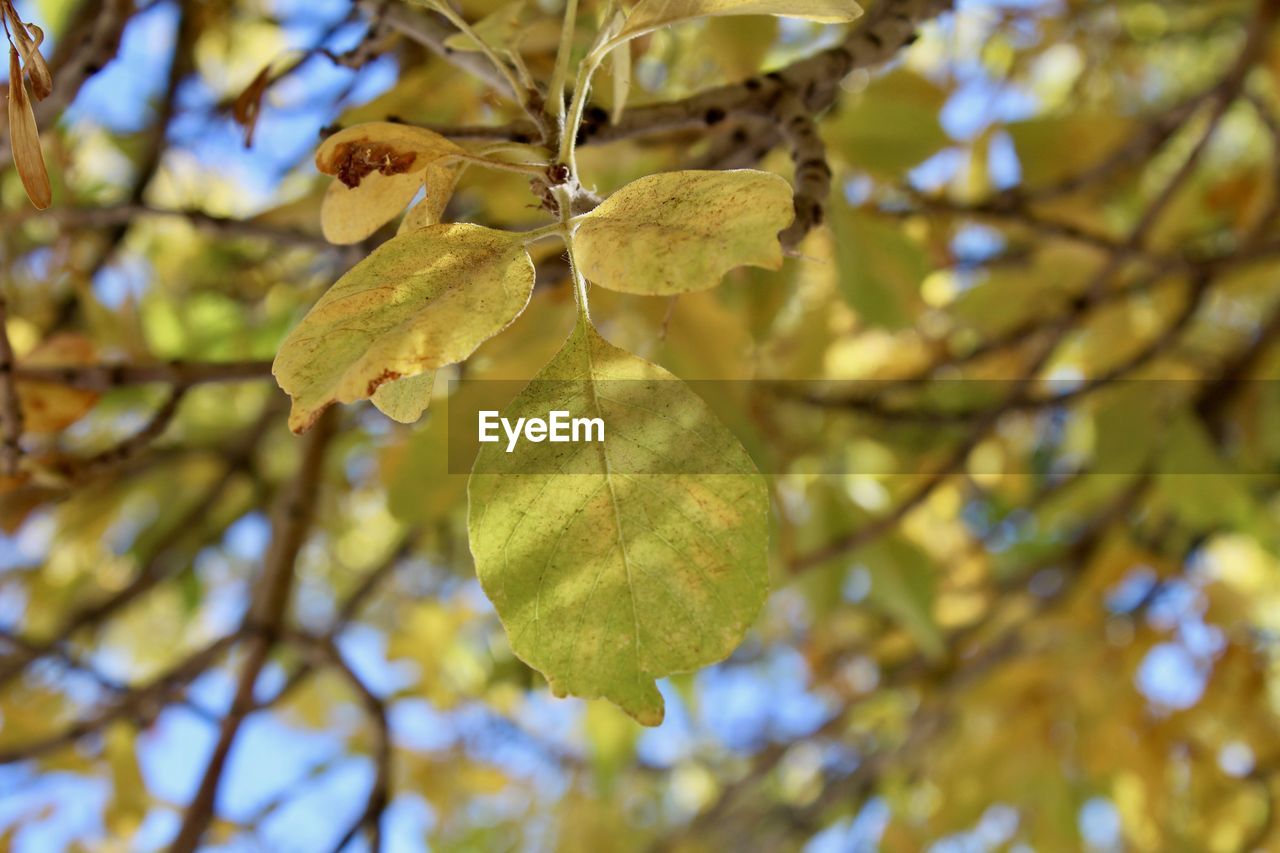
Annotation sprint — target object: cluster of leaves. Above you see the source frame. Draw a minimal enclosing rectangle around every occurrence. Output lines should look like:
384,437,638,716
271,0,856,724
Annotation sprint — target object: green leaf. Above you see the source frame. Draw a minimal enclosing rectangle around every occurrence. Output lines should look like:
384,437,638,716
573,170,794,295
1007,114,1139,187
316,122,464,244
618,0,861,41
823,69,950,180
274,223,534,433
372,371,437,424
468,322,769,724
1155,410,1257,531
863,539,944,660
830,206,929,328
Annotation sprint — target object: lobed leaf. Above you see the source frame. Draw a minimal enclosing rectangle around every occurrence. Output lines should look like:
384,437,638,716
573,170,794,295
618,0,861,40
468,322,769,724
274,223,534,433
316,122,464,244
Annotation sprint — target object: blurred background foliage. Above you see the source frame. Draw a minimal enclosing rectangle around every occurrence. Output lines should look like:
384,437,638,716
2,0,1280,850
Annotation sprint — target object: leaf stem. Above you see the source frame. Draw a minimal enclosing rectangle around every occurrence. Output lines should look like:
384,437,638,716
549,0,580,127
450,152,547,175
554,185,591,326
558,49,603,174
520,222,566,244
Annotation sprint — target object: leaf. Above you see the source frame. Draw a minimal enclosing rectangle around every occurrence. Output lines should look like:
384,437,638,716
609,38,632,125
397,162,463,234
863,539,944,661
7,47,50,210
468,322,769,725
573,170,793,295
829,206,929,328
823,69,950,180
316,122,464,244
1007,114,1139,187
372,371,437,423
1155,410,1257,531
598,8,633,124
441,1,525,52
273,223,534,433
618,0,861,40
17,333,99,432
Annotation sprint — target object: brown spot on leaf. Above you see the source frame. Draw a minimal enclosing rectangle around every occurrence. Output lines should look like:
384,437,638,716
330,141,419,188
365,369,402,397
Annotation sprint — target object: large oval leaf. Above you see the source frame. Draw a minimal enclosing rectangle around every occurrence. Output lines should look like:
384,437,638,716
573,170,794,295
317,122,464,244
274,223,534,433
468,322,769,724
618,0,861,40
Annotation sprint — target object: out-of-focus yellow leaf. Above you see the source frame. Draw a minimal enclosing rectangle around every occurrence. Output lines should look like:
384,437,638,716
17,333,99,432
1007,113,1139,186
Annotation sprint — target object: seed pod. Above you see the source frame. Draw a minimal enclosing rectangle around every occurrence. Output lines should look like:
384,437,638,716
3,7,52,100
7,47,51,209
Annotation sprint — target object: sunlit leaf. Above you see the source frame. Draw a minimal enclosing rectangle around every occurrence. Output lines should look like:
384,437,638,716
469,322,769,724
274,223,534,433
574,170,793,294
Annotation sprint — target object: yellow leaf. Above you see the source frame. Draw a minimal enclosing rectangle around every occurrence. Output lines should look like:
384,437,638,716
273,223,534,433
397,162,463,234
316,122,464,244
573,169,793,294
606,12,632,124
17,333,99,432
372,370,436,424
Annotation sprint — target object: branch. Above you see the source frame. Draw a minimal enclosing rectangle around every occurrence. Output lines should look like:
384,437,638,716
288,630,392,853
0,406,275,686
0,291,24,476
168,407,337,853
12,359,274,391
584,0,952,147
